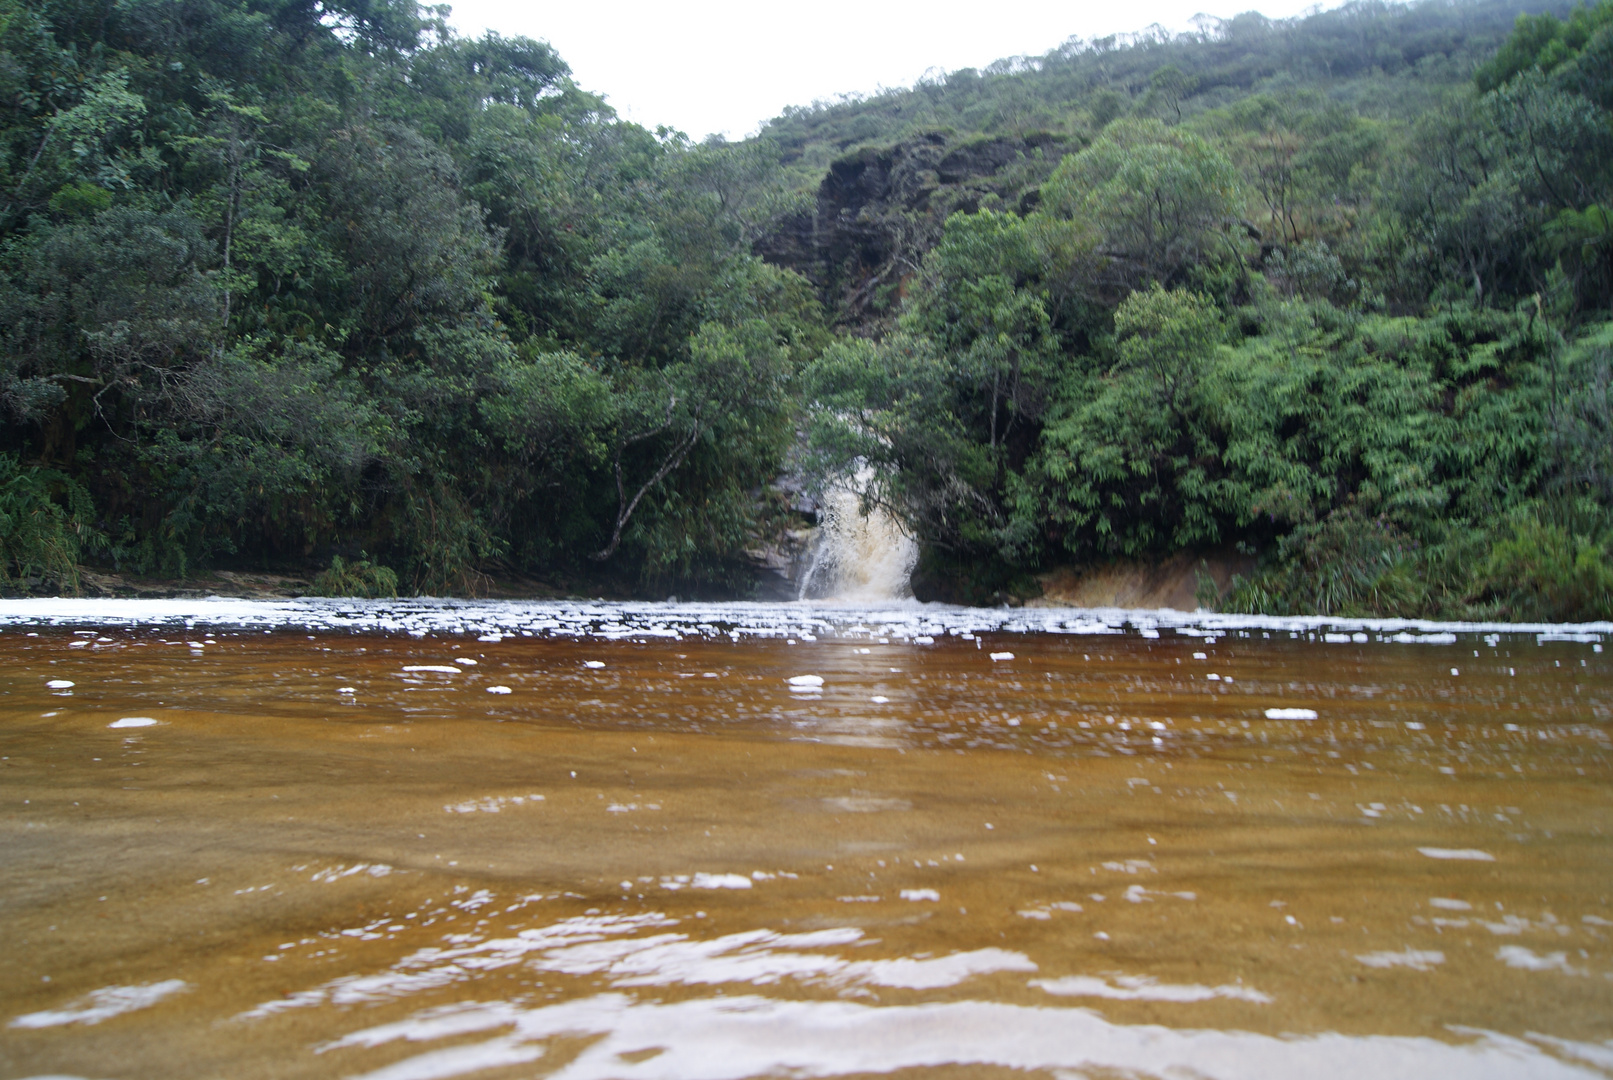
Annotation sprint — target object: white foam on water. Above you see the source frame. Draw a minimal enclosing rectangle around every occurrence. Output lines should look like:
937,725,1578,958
321,992,1608,1080
583,661,605,669
1356,949,1445,971
989,652,1015,661
900,889,939,902
690,874,752,890
1265,708,1318,720
401,666,459,674
311,863,393,882
108,717,157,729
1032,974,1271,1004
444,796,542,814
787,674,824,687
10,979,188,1028
454,658,477,665
1496,947,1583,974
822,797,910,813
45,679,74,689
486,686,511,694
1430,898,1472,911
2,597,1606,646
1419,848,1495,861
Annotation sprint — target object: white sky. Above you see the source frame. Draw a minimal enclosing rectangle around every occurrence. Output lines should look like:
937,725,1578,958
445,0,1335,141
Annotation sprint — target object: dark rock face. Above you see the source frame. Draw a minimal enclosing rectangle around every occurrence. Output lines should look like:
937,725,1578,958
935,132,1068,184
753,133,1077,332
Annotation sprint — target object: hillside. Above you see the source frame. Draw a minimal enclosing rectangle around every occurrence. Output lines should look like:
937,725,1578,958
752,0,1574,329
758,0,1613,615
2,0,1611,618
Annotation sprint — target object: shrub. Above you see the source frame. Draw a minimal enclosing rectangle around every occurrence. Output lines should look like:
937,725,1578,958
309,555,400,599
0,455,98,595
1475,519,1613,621
1225,503,1431,616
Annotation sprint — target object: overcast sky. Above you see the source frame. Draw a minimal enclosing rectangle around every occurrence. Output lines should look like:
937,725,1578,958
444,0,1336,141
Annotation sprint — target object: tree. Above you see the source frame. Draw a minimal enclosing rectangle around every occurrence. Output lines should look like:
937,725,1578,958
1030,286,1233,557
1112,284,1220,412
801,332,992,552
592,318,789,562
1148,65,1199,123
1389,98,1528,307
904,210,1061,463
1042,119,1244,288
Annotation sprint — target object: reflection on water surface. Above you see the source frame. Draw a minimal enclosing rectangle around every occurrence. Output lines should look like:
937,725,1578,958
1,602,1610,1078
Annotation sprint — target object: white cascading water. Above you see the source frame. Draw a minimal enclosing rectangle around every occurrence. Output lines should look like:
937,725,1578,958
797,467,918,602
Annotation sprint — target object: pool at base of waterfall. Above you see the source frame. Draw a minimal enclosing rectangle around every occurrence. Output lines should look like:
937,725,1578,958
1,605,1610,1079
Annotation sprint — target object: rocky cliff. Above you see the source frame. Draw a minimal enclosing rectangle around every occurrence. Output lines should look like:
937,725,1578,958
755,132,1079,331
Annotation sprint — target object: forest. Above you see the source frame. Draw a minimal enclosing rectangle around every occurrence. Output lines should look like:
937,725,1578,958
1,0,1610,618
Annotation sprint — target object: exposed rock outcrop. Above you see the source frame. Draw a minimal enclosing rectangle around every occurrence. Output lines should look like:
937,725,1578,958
754,132,1078,331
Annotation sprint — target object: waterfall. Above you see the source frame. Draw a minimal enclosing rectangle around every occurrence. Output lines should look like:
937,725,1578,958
797,468,918,603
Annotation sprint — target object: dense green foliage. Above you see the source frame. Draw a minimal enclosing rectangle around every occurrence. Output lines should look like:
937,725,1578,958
798,0,1613,619
0,0,816,593
309,554,398,599
0,452,96,591
4,0,1611,618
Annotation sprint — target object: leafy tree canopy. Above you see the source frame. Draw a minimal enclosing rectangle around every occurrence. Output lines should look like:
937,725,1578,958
4,0,1613,621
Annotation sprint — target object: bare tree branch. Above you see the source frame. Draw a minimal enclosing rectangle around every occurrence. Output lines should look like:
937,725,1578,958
590,395,704,561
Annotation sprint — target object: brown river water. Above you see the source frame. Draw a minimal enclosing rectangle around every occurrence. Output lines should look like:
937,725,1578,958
2,602,1611,1079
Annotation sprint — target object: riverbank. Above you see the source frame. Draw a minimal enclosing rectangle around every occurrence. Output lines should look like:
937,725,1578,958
0,543,1590,623
6,566,616,604
0,552,1256,612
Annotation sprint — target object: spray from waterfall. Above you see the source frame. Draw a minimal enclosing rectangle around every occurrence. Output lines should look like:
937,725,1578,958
797,467,918,602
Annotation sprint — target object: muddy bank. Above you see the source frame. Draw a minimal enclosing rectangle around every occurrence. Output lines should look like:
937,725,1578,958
1028,552,1257,612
